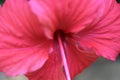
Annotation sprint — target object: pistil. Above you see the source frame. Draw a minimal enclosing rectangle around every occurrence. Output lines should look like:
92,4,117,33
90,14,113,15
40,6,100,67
57,33,71,80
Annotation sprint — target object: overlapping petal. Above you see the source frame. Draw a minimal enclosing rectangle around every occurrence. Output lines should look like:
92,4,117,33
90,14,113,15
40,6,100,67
26,45,66,80
0,0,51,76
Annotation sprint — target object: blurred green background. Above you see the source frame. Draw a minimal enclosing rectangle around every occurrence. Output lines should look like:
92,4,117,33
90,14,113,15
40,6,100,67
0,0,5,5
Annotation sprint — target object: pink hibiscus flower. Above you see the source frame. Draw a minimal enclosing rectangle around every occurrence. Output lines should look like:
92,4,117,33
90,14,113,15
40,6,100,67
0,0,120,80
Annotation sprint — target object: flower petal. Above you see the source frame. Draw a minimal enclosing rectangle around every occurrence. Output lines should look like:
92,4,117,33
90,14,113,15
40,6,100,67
64,38,98,78
0,44,50,76
0,0,51,76
67,0,117,33
28,0,117,35
26,46,66,80
72,1,120,60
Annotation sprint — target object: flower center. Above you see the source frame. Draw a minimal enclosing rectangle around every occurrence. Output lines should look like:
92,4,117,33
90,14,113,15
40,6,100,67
53,30,71,80
53,30,66,42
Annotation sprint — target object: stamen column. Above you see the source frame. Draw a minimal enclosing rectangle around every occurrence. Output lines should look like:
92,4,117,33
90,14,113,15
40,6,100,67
57,33,71,80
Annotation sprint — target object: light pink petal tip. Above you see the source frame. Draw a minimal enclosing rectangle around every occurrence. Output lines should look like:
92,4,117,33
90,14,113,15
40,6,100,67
0,0,51,76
